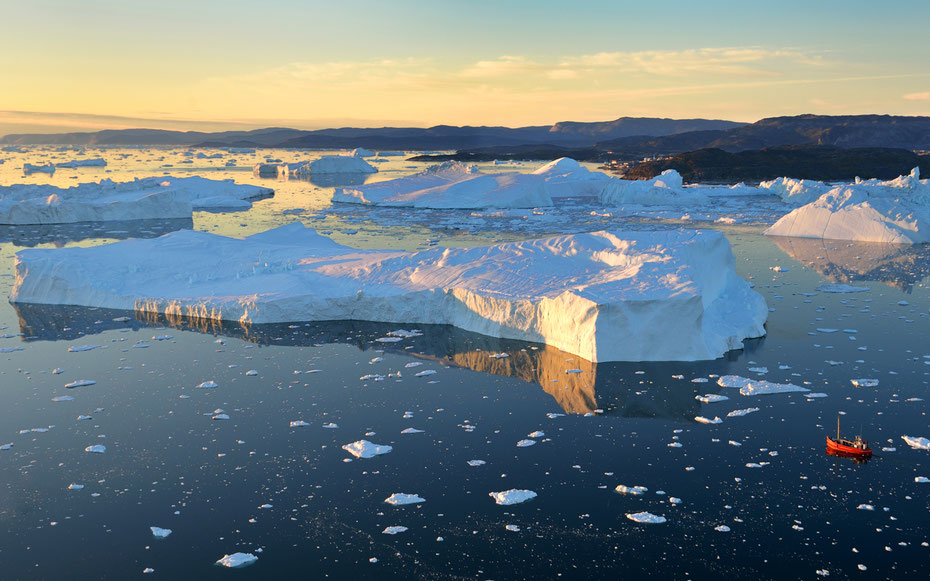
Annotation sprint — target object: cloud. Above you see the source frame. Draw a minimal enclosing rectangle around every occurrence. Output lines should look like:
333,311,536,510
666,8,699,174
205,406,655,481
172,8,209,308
903,92,930,100
559,47,826,77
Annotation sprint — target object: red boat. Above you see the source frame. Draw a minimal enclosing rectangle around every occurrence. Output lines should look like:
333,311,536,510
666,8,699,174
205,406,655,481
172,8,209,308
826,416,872,458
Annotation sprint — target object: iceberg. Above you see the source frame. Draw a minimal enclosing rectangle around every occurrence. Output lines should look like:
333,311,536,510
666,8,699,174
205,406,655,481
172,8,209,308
342,440,392,459
765,168,930,243
215,553,257,568
23,163,55,174
384,493,425,505
716,375,809,396
758,177,832,206
531,157,615,198
290,155,377,175
333,161,551,209
626,512,667,524
55,158,107,168
11,224,767,362
599,170,709,205
350,148,374,157
0,176,272,225
489,489,537,505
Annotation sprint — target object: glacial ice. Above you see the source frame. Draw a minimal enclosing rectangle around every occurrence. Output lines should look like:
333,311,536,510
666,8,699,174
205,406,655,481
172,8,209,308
0,176,272,224
11,224,767,363
56,158,107,168
626,511,667,524
150,526,172,539
765,168,930,243
717,375,809,396
384,493,425,505
489,489,537,505
332,161,552,209
342,440,393,458
531,157,615,198
599,170,709,206
758,177,831,206
290,155,377,175
215,553,257,568
902,436,930,450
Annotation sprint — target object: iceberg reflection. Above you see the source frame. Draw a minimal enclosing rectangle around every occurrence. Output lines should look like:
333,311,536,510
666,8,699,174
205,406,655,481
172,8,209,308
0,218,192,248
14,304,759,418
770,236,930,293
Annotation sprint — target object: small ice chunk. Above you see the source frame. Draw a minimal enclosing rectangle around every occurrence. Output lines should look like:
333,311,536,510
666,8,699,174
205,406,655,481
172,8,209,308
414,369,437,377
851,379,878,387
385,493,425,505
64,379,96,388
695,416,723,424
84,444,106,453
516,439,536,448
197,380,218,389
68,345,101,352
489,489,537,505
150,527,172,539
382,526,408,535
52,395,74,402
816,284,869,293
245,370,258,376
290,420,310,427
527,431,545,438
915,476,929,483
615,485,647,496
67,483,84,490
342,440,392,458
696,394,729,404
857,504,874,511
505,524,521,531
401,427,424,434
215,552,258,568
626,512,666,524
902,436,930,450
322,422,339,429
717,375,808,396
715,525,731,532
467,460,486,467
727,408,759,417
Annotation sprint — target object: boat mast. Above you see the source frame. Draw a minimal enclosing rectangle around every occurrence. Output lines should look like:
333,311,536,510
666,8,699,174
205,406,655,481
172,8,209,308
837,415,840,441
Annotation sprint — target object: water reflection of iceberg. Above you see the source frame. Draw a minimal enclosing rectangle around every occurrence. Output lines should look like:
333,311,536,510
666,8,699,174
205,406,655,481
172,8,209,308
769,236,930,293
14,304,760,419
258,172,374,188
0,218,192,248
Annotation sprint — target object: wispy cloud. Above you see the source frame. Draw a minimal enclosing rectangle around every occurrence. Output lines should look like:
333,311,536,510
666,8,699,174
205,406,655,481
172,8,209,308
903,92,930,100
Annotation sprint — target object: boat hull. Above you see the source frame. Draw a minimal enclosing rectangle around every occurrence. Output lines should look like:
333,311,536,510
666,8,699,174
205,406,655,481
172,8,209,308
826,436,872,457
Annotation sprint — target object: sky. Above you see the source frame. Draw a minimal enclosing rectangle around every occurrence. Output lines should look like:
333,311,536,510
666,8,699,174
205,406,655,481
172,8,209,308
1,0,929,135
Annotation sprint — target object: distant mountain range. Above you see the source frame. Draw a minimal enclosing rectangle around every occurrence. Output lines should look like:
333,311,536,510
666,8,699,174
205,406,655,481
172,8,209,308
0,117,744,149
4,115,929,160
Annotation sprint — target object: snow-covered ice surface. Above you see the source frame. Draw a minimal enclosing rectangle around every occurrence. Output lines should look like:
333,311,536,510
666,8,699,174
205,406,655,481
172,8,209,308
11,225,766,362
765,168,930,243
1,148,929,580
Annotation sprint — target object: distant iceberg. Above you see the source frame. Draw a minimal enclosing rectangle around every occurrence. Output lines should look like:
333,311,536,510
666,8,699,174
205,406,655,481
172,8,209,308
290,155,377,175
765,168,930,243
55,158,107,168
23,163,55,174
758,176,831,206
531,157,615,198
0,176,273,224
350,148,375,158
599,170,709,205
11,224,767,362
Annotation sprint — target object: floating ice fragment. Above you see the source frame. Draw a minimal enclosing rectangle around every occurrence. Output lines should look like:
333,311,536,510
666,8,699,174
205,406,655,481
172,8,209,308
215,553,258,568
805,393,828,398
150,527,172,539
84,444,106,453
385,493,425,505
289,420,310,428
696,394,728,404
527,431,544,438
0,347,23,353
245,370,258,376
615,485,647,496
489,489,537,505
857,504,874,511
816,284,869,293
505,524,521,532
414,370,437,377
401,428,424,434
915,476,929,483
626,512,666,524
197,380,218,389
382,526,408,535
52,368,64,374
52,396,74,402
816,328,838,333
901,436,930,450
727,408,759,417
322,422,339,429
68,345,101,352
695,416,723,424
67,483,84,490
851,379,878,387
489,353,509,359
1,444,13,450
717,375,808,396
467,460,486,467
65,379,96,388
342,440,392,459
715,525,731,532
516,439,536,448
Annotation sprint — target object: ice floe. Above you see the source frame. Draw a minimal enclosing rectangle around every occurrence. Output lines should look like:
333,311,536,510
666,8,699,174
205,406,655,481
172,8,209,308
851,378,879,387
332,161,551,209
489,489,537,505
717,375,809,396
695,416,723,424
12,225,766,363
696,394,728,404
84,444,106,453
215,552,258,568
615,485,648,496
765,168,930,243
0,176,272,224
64,379,96,388
626,512,666,524
384,493,425,505
901,436,930,450
342,440,393,459
382,526,408,535
150,526,172,539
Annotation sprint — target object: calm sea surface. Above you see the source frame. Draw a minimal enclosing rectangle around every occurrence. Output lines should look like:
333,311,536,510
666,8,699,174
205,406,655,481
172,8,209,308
0,148,928,579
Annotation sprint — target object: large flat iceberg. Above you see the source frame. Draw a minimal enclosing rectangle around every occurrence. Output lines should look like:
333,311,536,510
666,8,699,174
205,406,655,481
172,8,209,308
333,161,551,209
0,176,273,224
11,224,767,362
765,168,930,243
